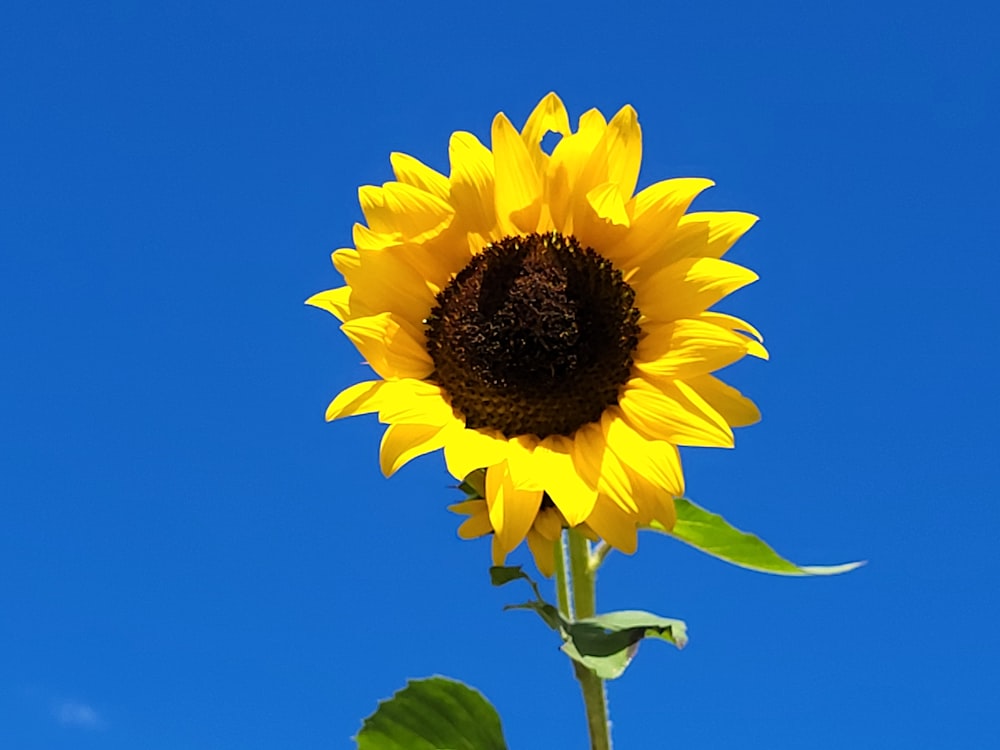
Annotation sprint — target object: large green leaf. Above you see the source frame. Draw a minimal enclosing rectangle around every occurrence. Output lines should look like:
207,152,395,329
356,677,507,750
650,498,864,576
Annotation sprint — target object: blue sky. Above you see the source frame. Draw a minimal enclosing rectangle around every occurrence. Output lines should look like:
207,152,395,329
2,1,998,748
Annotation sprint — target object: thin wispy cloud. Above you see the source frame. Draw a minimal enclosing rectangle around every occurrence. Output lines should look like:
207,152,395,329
54,700,104,730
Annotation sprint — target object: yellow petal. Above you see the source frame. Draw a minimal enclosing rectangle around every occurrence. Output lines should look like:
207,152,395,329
572,111,614,198
443,427,510,481
390,152,450,200
601,408,685,497
448,498,486,516
337,246,435,328
491,535,508,566
534,435,598,526
325,380,386,422
492,112,542,234
586,182,630,227
526,528,557,577
569,103,643,235
505,434,545,491
305,286,352,321
332,247,361,275
603,178,714,274
636,318,757,379
358,182,454,242
617,467,660,525
686,374,761,428
570,421,640,514
520,92,571,173
547,109,607,231
618,378,734,447
700,311,767,347
352,223,403,253
584,496,638,554
448,131,496,236
662,211,759,262
695,313,767,368
652,495,677,531
456,506,494,539
340,313,433,380
602,104,642,199
379,422,449,476
631,177,715,218
485,462,542,562
534,507,565,541
637,257,759,323
377,379,455,426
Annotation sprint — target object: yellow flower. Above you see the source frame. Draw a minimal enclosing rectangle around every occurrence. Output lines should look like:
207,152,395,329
308,93,765,575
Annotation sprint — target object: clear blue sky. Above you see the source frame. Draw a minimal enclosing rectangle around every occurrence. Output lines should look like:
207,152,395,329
2,1,997,748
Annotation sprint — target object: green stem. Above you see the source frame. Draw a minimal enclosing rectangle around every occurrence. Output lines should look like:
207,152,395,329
568,530,595,617
554,531,573,618
564,529,612,750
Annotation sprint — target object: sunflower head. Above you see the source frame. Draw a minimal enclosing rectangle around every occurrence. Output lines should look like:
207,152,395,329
424,231,640,439
308,93,765,576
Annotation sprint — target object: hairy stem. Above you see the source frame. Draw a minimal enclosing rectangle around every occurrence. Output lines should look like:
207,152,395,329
557,528,611,750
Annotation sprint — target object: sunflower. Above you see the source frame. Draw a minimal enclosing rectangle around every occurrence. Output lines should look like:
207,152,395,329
308,93,765,576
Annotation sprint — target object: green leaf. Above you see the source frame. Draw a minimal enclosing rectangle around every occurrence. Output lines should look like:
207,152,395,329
491,569,688,680
571,611,688,653
651,498,865,576
560,639,636,680
356,677,507,750
560,611,687,680
507,598,687,680
489,565,531,587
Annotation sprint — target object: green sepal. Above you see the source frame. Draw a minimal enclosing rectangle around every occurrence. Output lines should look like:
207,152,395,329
651,497,865,576
493,566,686,679
458,468,487,500
355,676,507,750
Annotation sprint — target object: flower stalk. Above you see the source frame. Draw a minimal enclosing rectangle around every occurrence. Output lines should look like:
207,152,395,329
557,529,612,750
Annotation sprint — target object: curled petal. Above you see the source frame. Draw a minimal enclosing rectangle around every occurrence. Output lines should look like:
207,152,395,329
306,287,352,322
379,422,450,476
325,380,386,422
